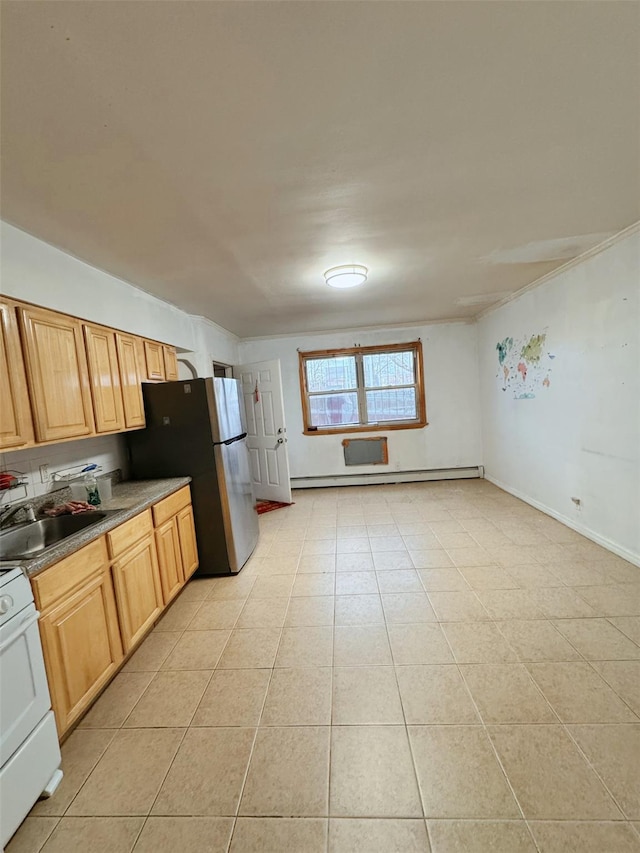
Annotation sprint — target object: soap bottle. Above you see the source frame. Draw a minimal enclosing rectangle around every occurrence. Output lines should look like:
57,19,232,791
84,471,101,506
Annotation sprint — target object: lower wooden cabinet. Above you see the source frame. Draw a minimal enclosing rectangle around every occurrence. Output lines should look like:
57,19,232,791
155,518,184,604
177,504,199,579
111,534,164,652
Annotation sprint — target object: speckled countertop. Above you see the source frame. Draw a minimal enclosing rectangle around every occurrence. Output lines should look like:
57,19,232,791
3,478,191,578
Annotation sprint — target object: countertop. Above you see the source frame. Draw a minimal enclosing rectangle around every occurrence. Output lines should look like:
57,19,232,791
5,478,191,578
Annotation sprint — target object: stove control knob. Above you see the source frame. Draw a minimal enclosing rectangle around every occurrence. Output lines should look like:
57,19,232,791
0,595,14,614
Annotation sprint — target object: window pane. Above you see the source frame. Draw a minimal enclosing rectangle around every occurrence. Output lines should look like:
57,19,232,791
363,350,414,388
366,388,417,422
309,393,359,427
306,356,357,393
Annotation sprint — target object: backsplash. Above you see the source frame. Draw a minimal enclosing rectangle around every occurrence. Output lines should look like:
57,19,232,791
0,434,129,509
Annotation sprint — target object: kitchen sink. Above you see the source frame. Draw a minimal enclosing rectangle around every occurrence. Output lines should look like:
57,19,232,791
0,512,112,560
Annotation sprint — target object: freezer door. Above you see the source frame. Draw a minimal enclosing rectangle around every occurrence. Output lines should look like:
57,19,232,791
215,438,259,572
212,378,244,443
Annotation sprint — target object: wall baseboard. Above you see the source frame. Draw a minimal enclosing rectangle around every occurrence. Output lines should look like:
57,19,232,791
484,474,640,568
291,466,482,490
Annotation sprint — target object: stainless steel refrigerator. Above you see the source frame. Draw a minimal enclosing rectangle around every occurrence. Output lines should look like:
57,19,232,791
127,378,259,575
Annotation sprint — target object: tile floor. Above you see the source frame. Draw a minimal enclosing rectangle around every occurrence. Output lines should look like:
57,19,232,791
8,480,640,853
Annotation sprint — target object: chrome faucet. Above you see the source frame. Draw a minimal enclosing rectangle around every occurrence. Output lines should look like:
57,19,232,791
0,502,36,530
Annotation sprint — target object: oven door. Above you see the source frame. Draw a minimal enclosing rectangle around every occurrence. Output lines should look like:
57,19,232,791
0,602,52,765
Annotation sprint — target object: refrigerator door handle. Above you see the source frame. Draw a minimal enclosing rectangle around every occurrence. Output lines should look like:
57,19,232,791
213,432,247,447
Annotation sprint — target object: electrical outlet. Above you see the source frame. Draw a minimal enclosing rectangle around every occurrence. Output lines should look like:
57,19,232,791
39,464,50,483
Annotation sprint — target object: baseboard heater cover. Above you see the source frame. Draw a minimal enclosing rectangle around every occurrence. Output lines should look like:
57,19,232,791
291,466,483,489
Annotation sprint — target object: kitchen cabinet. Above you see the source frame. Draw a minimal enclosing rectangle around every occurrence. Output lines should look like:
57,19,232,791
83,324,125,433
163,345,179,381
115,332,145,429
0,298,34,450
152,485,199,589
18,305,95,442
32,538,122,737
176,504,198,578
143,340,165,381
155,518,184,604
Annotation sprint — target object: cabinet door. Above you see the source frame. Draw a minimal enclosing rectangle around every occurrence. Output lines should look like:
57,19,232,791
155,518,184,604
39,570,123,737
18,305,95,442
112,535,163,652
163,346,178,381
176,504,199,579
115,332,145,429
143,340,165,381
0,299,34,450
84,324,125,433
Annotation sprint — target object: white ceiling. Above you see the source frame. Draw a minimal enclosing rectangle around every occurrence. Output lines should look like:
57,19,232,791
1,1,639,337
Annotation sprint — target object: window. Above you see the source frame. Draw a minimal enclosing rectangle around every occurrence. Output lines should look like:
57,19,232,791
299,341,427,435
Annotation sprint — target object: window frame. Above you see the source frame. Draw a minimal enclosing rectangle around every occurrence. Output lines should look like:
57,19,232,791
298,341,428,436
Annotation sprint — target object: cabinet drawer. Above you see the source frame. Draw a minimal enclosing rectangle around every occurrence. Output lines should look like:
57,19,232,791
152,486,191,527
31,537,109,613
107,509,152,559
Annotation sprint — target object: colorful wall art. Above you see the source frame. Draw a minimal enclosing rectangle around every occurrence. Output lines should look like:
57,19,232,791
495,332,554,399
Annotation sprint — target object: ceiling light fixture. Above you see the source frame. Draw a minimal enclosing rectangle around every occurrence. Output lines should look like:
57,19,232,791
324,264,368,289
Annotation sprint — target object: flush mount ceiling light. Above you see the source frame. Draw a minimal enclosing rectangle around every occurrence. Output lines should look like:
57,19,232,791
324,264,368,289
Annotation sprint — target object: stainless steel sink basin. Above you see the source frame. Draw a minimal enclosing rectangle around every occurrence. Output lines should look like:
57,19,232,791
0,512,110,560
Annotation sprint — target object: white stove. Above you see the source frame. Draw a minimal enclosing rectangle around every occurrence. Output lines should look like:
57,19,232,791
0,566,62,847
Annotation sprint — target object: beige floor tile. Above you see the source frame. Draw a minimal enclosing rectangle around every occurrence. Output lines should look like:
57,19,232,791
335,571,378,595
542,561,609,586
574,584,640,617
298,555,337,573
206,574,257,600
236,597,289,628
186,599,243,630
441,622,517,664
160,630,230,670
133,817,233,853
335,594,384,626
610,616,640,644
497,620,582,661
78,672,154,728
459,664,555,723
285,595,335,627
396,665,479,724
488,725,622,819
372,551,414,571
38,818,143,853
336,553,374,572
411,550,455,569
335,537,370,554
329,818,429,852
336,524,368,538
334,626,393,666
368,523,400,538
5,818,59,853
505,565,564,588
488,545,541,567
552,618,640,660
152,727,256,816
428,590,490,622
568,724,640,819
302,539,337,556
375,570,423,593
217,628,282,669
430,519,467,534
68,728,184,816
399,521,436,534
332,667,404,725
292,573,335,596
154,599,202,632
529,588,596,618
330,726,422,817
275,626,333,667
527,662,639,723
403,533,442,551
388,623,454,665
240,727,330,816
476,589,545,619
435,532,478,550
427,820,536,852
261,667,332,725
253,556,298,576
124,670,210,727
122,632,181,672
530,821,640,852
417,568,468,590
460,566,519,589
230,818,327,852
381,592,436,623
592,660,640,715
369,536,407,553
447,547,495,567
249,575,295,599
33,730,116,816
409,726,520,818
192,669,271,726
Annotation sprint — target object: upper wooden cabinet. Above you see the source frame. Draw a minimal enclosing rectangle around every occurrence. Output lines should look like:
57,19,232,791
18,305,95,442
0,299,34,450
115,332,145,429
143,340,165,381
84,324,125,434
163,345,179,381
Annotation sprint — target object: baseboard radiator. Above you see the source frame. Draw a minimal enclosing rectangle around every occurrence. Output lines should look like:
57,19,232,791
291,466,484,489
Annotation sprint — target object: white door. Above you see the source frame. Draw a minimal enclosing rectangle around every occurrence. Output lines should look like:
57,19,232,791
234,359,292,504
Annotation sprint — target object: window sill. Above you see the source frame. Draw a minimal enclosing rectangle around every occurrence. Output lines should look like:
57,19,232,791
303,420,428,436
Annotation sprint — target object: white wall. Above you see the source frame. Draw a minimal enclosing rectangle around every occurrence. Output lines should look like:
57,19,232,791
238,322,483,479
477,228,640,564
